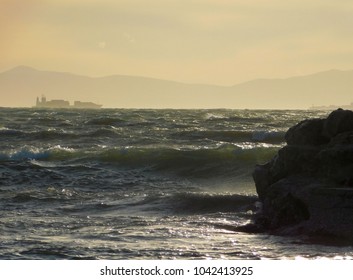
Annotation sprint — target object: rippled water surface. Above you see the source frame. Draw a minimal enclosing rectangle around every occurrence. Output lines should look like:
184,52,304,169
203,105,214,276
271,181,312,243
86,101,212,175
1,108,352,259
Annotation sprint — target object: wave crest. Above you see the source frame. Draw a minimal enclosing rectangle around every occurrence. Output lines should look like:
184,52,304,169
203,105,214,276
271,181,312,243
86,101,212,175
172,130,285,144
0,145,278,178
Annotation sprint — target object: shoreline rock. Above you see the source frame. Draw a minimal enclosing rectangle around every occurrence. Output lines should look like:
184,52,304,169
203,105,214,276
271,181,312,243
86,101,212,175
252,109,353,241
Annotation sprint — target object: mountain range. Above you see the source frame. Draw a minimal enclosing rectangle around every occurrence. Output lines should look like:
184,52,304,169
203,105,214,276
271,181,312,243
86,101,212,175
1,66,353,109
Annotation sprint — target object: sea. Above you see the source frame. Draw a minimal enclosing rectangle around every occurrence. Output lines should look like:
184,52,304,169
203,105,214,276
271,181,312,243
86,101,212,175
0,108,352,260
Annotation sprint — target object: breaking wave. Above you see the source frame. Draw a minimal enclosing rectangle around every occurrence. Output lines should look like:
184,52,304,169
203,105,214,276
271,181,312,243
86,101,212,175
0,145,278,178
172,130,285,144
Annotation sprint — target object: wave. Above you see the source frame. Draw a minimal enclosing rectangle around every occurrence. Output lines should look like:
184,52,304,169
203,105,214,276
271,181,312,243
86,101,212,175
172,130,285,144
7,188,257,216
0,128,24,137
96,145,278,172
0,149,50,161
86,117,126,126
0,128,78,140
31,130,78,140
205,113,268,123
0,127,285,144
0,128,123,140
251,130,285,143
0,145,278,177
87,128,120,138
126,192,258,214
0,146,74,161
9,187,80,204
164,192,258,214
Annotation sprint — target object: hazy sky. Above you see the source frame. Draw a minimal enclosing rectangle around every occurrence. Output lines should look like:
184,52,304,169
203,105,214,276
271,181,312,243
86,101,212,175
1,0,353,85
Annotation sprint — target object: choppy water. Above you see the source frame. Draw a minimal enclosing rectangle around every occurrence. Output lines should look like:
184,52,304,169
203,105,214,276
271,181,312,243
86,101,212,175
1,108,352,259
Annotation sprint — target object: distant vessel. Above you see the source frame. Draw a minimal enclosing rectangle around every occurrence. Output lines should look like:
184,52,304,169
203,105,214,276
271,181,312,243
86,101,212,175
310,102,353,110
35,96,102,109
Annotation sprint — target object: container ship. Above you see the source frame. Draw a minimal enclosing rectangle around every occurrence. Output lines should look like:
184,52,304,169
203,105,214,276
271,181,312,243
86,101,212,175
310,102,353,110
35,96,102,109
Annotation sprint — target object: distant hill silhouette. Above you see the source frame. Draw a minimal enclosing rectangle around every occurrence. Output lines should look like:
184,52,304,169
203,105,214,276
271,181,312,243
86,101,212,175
1,66,353,109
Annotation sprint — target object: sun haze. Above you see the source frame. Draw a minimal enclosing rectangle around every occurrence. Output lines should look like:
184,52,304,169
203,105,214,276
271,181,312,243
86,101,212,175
1,0,353,108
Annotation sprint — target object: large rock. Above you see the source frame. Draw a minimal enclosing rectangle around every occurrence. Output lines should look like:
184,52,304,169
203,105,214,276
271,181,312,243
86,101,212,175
323,108,353,138
285,118,329,146
252,109,353,241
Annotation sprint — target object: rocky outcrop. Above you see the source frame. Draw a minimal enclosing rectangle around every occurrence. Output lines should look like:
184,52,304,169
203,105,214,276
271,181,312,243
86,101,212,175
252,109,353,241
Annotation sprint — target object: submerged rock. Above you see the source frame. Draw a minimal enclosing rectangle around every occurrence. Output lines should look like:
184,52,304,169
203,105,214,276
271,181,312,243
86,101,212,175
252,109,353,241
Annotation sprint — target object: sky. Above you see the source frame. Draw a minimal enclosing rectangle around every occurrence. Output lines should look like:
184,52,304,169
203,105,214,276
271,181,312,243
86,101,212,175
1,0,353,85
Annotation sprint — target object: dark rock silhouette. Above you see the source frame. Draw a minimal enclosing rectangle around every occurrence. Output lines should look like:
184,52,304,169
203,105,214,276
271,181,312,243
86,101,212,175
252,109,353,241
285,118,329,146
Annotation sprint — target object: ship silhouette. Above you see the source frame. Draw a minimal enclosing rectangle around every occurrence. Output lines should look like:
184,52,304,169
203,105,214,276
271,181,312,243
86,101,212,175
310,102,353,110
35,95,102,109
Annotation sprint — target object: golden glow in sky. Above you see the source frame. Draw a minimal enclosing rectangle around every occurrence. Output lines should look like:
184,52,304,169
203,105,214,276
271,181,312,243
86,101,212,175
1,0,353,85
